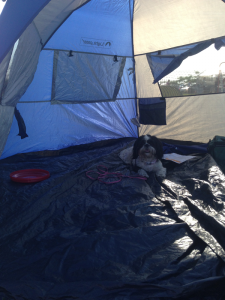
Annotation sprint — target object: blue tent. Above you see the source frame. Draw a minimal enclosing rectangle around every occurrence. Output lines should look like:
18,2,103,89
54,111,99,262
1,2,225,299
1,0,225,159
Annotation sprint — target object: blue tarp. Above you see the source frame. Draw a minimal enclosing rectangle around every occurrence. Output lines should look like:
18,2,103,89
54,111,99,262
0,138,224,299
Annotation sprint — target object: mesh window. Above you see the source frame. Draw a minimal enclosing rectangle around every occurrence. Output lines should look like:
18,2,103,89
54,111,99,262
158,44,225,97
51,51,126,103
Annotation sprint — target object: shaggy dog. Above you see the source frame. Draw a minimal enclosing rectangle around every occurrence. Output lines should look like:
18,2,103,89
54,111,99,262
119,135,166,178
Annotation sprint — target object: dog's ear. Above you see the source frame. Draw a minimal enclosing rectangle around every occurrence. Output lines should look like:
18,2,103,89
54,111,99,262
151,136,163,159
133,138,141,159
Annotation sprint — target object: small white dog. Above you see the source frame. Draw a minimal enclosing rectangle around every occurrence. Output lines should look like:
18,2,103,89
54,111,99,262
119,135,166,178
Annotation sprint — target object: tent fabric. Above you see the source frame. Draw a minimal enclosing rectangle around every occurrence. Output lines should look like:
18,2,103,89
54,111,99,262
215,37,225,50
0,138,225,299
2,1,225,299
0,0,51,65
44,0,133,57
51,52,127,103
0,0,90,65
1,23,41,106
16,50,54,103
147,39,214,84
0,0,137,158
34,0,94,47
139,97,166,125
1,99,137,160
0,105,15,158
17,51,135,104
1,0,225,158
0,0,93,158
140,94,225,143
0,47,137,159
0,23,42,156
133,0,225,55
0,47,13,96
135,54,161,99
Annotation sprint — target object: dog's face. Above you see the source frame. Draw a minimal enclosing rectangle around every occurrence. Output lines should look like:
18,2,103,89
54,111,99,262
133,135,163,160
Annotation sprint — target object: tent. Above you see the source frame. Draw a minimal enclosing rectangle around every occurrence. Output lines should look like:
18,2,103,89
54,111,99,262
1,1,225,299
1,0,225,158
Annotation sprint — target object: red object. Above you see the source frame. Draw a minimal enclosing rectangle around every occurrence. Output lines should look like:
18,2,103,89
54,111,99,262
10,169,50,183
86,165,147,184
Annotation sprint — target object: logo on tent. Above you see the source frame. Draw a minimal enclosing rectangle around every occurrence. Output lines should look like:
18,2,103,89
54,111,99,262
105,42,111,48
80,38,112,48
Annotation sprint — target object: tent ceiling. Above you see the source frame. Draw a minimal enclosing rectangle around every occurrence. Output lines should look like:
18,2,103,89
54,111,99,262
34,0,91,46
0,0,90,65
133,0,225,55
44,0,133,57
1,0,225,158
0,0,51,65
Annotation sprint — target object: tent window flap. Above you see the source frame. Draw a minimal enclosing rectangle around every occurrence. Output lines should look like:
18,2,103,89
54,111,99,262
147,37,225,85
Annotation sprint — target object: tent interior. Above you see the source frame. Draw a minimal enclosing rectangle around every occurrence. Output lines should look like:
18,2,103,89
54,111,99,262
1,0,225,299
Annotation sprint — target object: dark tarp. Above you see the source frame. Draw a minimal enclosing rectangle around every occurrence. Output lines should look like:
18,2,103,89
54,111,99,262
0,138,225,300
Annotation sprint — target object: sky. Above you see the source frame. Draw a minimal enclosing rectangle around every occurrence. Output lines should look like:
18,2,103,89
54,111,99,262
177,45,225,75
165,45,225,81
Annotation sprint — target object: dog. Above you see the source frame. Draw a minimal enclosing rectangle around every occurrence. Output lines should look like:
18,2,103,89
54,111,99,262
119,135,166,178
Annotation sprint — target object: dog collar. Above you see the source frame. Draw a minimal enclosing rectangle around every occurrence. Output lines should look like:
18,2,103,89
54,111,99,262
145,159,158,165
135,158,158,167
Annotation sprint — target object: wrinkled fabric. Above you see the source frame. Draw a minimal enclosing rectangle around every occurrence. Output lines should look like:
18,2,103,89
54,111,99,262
0,138,225,299
147,40,213,84
52,52,126,103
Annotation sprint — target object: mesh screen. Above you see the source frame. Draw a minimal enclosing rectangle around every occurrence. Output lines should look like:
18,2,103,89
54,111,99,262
52,51,126,103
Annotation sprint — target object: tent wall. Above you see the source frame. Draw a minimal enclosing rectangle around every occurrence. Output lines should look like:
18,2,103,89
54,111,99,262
1,99,137,160
1,0,137,159
0,0,51,64
0,22,42,156
0,0,90,65
133,0,225,55
140,94,225,143
135,49,225,143
133,0,225,142
1,49,137,159
1,23,41,106
135,55,161,98
33,0,92,47
44,0,133,57
1,0,225,158
0,0,93,158
0,48,13,95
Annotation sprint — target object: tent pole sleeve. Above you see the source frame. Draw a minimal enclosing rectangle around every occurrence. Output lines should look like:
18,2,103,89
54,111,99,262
42,0,92,49
0,48,13,102
129,0,139,137
0,0,51,65
0,105,15,157
51,50,59,102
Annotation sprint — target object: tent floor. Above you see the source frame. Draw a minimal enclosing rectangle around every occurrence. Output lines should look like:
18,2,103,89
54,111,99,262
0,138,225,299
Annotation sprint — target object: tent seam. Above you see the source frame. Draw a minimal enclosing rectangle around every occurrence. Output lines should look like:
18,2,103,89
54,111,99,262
42,0,92,49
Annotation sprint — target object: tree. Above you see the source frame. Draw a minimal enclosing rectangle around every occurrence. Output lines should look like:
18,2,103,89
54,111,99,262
175,71,201,87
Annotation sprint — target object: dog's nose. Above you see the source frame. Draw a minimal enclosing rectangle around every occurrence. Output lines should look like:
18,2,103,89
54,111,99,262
144,144,149,149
